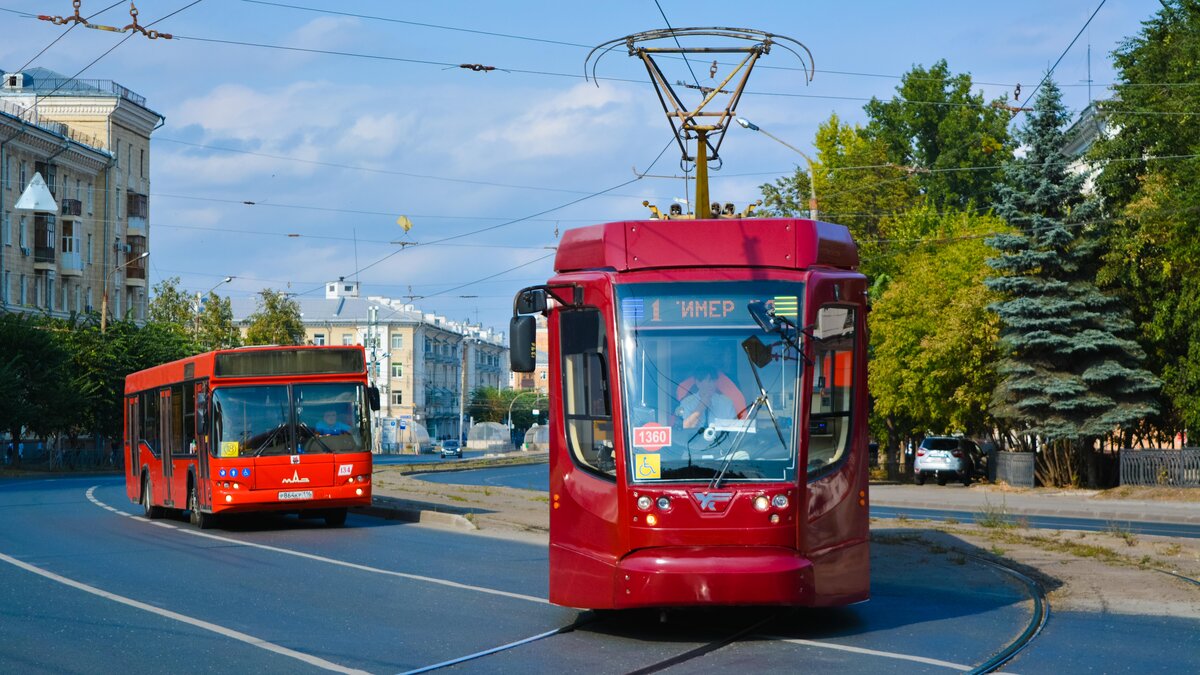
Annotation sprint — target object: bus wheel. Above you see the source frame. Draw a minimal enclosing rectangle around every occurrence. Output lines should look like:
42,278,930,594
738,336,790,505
189,487,214,529
142,478,164,519
324,508,348,527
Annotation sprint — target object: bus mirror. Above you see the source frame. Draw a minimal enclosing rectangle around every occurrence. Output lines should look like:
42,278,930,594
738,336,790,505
368,386,381,411
196,391,208,434
515,288,547,315
510,315,537,372
742,336,773,368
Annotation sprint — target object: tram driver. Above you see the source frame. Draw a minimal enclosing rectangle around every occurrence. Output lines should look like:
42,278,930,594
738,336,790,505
676,364,738,429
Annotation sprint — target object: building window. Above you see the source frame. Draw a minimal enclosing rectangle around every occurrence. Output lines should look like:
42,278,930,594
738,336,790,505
391,334,403,349
391,391,403,406
75,179,81,200
86,182,93,214
342,334,353,346
19,274,26,305
2,211,9,246
47,276,54,310
19,215,26,248
391,363,403,379
19,161,26,190
2,271,8,303
139,149,145,178
313,333,326,346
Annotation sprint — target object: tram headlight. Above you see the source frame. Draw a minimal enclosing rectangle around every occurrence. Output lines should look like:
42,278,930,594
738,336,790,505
754,495,771,512
656,496,671,510
772,494,789,509
637,496,653,511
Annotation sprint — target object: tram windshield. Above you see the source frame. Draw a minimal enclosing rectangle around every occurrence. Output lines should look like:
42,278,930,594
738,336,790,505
211,383,370,457
617,281,803,484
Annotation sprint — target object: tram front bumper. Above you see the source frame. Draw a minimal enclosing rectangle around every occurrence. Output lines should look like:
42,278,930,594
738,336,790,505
614,546,814,607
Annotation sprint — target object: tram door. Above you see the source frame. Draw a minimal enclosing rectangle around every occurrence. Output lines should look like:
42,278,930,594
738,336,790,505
549,307,623,606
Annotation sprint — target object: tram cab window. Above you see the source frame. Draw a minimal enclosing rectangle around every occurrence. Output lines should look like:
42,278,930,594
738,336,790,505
808,306,856,472
560,309,615,477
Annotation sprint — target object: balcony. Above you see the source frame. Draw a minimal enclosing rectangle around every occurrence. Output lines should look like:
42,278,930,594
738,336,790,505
60,199,82,216
60,251,83,277
124,252,147,285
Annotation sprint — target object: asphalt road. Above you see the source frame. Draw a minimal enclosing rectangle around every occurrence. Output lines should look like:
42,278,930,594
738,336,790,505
2,475,1196,673
415,463,1200,538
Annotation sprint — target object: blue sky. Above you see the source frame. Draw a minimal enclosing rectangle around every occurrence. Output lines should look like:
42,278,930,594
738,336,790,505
0,0,1162,331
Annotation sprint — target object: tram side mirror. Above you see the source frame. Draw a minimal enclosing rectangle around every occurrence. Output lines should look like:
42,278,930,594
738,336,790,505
368,385,381,411
515,289,548,315
510,315,537,373
742,336,774,369
747,300,776,334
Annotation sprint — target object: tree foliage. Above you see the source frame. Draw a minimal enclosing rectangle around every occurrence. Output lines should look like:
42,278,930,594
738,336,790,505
1092,0,1200,432
245,290,305,346
869,208,1007,456
0,314,78,462
467,387,546,431
986,81,1159,486
195,292,241,352
864,59,1014,209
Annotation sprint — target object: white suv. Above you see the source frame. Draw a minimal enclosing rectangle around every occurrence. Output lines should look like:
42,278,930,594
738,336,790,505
913,436,985,486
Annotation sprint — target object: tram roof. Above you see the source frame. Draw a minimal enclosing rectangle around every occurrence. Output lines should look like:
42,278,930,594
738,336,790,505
554,218,859,274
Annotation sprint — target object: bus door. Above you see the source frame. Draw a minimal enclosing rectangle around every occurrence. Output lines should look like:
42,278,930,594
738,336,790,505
125,396,139,501
194,381,211,510
159,388,176,507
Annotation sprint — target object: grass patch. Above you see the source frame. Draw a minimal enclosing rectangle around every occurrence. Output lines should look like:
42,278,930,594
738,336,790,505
447,495,467,502
975,502,1015,529
1105,521,1138,547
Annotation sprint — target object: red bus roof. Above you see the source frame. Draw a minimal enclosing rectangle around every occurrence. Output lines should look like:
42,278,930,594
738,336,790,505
123,345,367,395
554,218,858,274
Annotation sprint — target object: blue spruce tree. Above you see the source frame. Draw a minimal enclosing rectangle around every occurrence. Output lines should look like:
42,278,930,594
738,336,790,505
985,80,1159,487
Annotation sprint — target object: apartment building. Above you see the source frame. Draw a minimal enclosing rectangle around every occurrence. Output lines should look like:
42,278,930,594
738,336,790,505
0,67,160,321
231,281,509,443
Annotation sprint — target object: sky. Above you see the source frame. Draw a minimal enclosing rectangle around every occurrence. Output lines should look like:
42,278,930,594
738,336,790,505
0,0,1164,332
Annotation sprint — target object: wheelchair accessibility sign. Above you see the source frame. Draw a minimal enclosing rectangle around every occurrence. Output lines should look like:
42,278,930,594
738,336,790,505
635,453,661,479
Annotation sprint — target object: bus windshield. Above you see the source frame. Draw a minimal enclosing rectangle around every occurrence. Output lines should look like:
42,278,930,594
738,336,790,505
617,281,803,484
211,383,369,457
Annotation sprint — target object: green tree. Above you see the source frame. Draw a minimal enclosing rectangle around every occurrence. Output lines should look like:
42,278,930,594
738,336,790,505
244,289,305,346
0,314,78,464
985,80,1159,487
869,207,1006,470
1092,0,1200,433
864,59,1014,209
195,292,242,351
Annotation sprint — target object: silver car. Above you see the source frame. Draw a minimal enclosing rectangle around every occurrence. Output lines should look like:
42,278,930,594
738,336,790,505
913,436,985,486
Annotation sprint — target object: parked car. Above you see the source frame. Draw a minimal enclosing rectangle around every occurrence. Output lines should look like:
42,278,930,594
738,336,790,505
438,439,463,459
913,436,985,486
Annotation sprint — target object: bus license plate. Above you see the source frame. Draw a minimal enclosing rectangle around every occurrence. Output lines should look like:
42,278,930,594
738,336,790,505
278,490,313,501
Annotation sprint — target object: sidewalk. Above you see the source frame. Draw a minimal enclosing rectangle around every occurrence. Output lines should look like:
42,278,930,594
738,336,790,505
871,483,1200,525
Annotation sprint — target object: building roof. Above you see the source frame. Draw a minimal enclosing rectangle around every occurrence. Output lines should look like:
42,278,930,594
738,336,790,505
0,66,163,122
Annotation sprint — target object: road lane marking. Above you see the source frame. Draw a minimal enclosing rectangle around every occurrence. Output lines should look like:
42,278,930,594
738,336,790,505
0,550,370,674
87,486,550,606
761,636,971,670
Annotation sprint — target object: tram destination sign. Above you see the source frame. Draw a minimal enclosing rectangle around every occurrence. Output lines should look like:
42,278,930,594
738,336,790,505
620,293,799,328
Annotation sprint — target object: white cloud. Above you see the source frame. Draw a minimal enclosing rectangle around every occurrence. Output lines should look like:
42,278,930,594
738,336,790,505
477,82,639,160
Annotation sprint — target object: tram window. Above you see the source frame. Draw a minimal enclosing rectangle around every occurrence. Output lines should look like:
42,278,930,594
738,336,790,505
561,309,615,477
808,306,856,472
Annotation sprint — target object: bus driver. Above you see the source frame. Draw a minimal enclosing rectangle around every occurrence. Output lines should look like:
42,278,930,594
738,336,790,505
316,409,352,435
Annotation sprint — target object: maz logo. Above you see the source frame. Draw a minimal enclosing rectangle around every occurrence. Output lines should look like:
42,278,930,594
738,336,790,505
282,470,310,485
692,491,734,511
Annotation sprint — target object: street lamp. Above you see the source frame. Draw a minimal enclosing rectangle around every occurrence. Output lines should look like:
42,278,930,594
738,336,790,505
506,390,547,429
736,117,819,220
100,251,149,334
195,276,234,334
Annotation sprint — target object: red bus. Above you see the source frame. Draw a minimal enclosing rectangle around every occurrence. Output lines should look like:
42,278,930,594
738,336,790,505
510,217,870,609
124,345,378,528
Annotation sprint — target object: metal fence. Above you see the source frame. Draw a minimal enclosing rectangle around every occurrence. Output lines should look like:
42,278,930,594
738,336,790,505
1119,448,1200,487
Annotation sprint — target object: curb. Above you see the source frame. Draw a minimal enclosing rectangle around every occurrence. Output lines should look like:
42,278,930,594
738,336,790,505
356,503,478,530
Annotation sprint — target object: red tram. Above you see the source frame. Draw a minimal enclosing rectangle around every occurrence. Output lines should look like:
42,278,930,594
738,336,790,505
510,217,870,608
123,345,378,528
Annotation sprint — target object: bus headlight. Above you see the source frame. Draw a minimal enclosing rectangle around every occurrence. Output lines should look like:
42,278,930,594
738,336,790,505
637,496,652,511
754,495,771,512
772,494,789,509
656,496,671,510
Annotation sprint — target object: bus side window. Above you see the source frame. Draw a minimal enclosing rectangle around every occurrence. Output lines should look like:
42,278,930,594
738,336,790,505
140,390,160,457
170,384,186,456
181,383,197,455
561,309,615,477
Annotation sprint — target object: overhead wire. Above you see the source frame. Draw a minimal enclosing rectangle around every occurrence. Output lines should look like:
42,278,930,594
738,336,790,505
1017,0,1107,117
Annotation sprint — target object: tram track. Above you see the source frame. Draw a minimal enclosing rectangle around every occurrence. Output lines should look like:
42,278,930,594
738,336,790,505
964,553,1049,674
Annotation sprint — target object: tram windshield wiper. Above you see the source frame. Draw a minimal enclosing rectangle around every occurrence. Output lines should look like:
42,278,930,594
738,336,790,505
710,335,791,489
